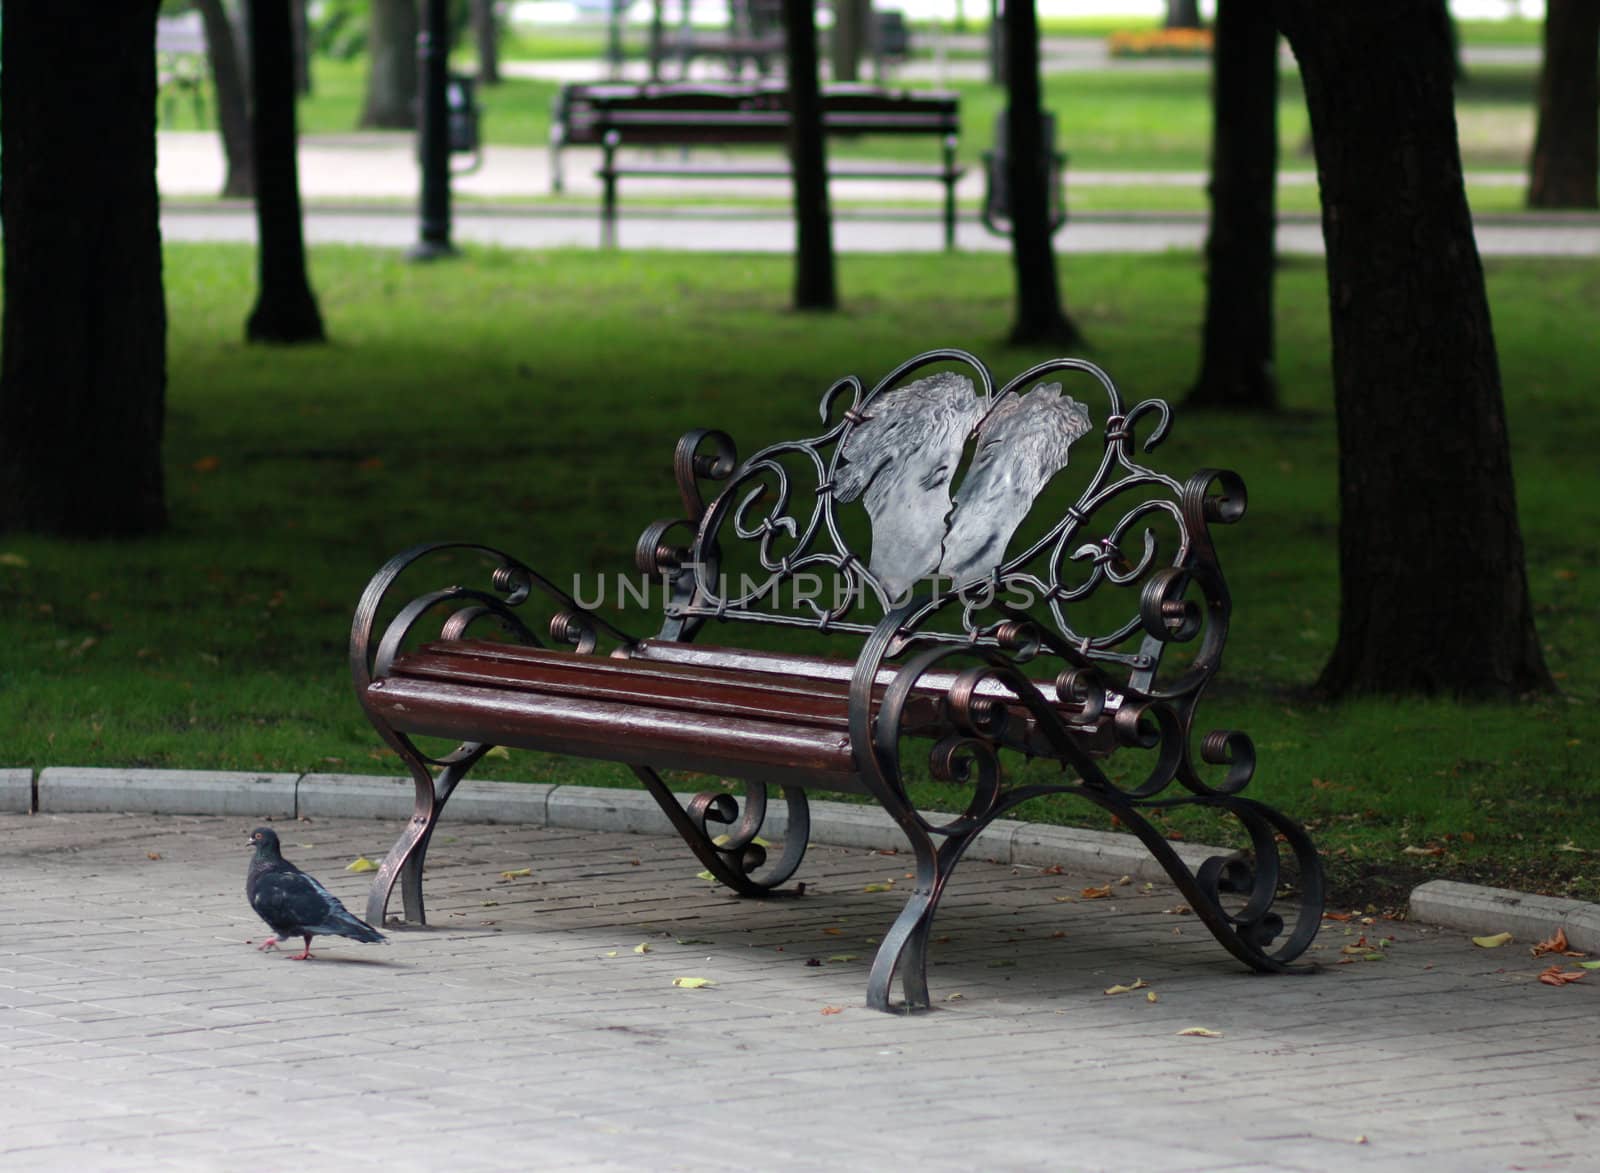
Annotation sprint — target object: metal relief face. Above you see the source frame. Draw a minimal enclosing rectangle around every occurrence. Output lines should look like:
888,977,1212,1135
833,375,1091,600
833,372,983,600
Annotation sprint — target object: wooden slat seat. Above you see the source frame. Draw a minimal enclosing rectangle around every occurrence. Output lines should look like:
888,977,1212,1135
368,638,1118,792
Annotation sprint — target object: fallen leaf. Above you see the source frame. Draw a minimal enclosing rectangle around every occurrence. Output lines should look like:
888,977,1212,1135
828,954,858,963
1555,841,1586,854
1081,883,1114,899
1104,978,1150,996
633,943,651,954
1322,911,1355,922
822,927,844,935
346,855,379,873
1577,960,1600,970
672,976,715,989
864,882,894,893
695,869,716,881
1176,1027,1223,1038
1402,844,1445,857
1537,965,1585,987
1146,990,1159,1003
945,992,965,1001
146,851,162,861
676,937,711,946
1052,895,1076,903
483,746,511,760
1472,932,1513,948
358,456,385,471
191,455,221,473
499,867,532,879
820,1005,844,1015
1163,904,1192,915
604,950,618,958
1530,928,1576,958
0,552,28,568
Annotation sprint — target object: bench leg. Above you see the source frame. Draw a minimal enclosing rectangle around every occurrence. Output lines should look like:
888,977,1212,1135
631,766,811,896
365,750,483,927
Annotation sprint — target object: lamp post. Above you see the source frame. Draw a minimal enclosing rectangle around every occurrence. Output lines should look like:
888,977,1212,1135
410,0,455,260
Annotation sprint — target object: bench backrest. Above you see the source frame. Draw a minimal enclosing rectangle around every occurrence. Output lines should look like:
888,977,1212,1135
555,82,959,147
645,350,1242,692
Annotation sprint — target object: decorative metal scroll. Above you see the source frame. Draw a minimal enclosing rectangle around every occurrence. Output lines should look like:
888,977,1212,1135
661,348,1189,672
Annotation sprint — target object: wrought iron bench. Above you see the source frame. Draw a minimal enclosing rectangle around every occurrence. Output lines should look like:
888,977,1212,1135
548,82,964,249
350,349,1324,1011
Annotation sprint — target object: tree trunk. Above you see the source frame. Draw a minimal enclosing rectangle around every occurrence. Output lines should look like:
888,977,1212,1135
1005,0,1081,347
248,0,326,344
1528,0,1600,209
0,0,167,536
290,0,312,94
1187,0,1278,410
830,0,868,83
473,0,501,85
1165,0,1203,29
361,0,420,129
1274,0,1552,699
197,0,256,198
786,0,837,310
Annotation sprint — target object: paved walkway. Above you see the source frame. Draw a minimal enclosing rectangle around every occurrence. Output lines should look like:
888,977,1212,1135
4,812,1597,1171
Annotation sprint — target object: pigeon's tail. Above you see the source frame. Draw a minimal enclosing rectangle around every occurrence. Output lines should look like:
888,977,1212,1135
318,905,387,944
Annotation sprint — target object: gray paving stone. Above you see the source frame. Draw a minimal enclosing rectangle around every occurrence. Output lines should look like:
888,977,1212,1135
0,767,32,812
3,811,1598,1172
35,768,297,817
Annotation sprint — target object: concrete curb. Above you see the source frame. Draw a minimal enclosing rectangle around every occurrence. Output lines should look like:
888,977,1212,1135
13,767,1598,946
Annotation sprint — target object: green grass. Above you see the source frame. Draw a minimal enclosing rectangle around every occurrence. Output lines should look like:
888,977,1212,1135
2,246,1596,907
156,52,1543,184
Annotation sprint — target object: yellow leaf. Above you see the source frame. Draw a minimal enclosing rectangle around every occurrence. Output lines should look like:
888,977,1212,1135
672,977,715,989
864,882,893,893
605,950,618,958
1081,883,1114,899
1176,1027,1223,1037
696,869,716,881
0,552,28,568
345,855,379,873
1146,990,1159,1003
820,1005,844,1015
633,942,651,954
1578,961,1600,970
1104,978,1149,996
484,746,511,760
828,954,858,963
499,867,532,879
1472,932,1514,948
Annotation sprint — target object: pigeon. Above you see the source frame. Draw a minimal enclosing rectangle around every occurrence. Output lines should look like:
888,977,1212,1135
246,827,386,960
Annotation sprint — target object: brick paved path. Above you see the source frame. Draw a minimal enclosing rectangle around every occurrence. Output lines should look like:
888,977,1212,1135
3,813,1597,1171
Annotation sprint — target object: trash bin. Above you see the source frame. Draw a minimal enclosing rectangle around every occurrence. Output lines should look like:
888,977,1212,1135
446,74,480,155
981,107,1067,237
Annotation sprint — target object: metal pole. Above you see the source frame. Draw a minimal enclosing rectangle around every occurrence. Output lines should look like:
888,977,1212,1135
410,0,455,260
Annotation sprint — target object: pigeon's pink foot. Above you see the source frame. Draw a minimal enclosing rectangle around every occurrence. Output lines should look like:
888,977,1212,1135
256,937,280,952
289,937,315,961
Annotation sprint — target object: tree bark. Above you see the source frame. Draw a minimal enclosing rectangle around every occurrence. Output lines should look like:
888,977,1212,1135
0,0,167,536
1165,0,1203,29
1528,0,1600,209
197,0,256,198
473,0,502,85
1005,0,1081,347
1274,0,1552,699
786,0,837,311
1187,0,1277,410
248,0,327,344
361,0,420,129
